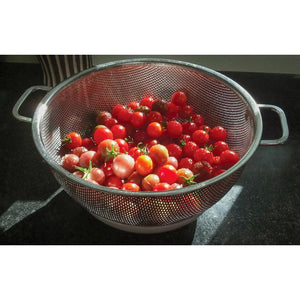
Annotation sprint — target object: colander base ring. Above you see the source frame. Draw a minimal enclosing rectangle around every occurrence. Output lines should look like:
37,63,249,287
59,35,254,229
91,213,200,234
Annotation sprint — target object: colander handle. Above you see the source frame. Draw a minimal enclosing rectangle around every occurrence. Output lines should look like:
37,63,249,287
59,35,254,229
259,104,289,145
12,85,52,123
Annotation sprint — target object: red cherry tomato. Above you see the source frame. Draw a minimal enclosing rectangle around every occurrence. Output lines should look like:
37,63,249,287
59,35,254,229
146,111,163,124
193,148,214,165
127,101,139,110
158,164,178,185
104,118,118,129
182,141,199,158
167,120,183,138
178,157,194,170
135,155,153,176
202,125,211,134
112,104,125,118
117,108,134,124
130,111,146,128
123,124,136,138
192,129,209,146
159,134,174,147
62,132,82,149
179,104,193,119
61,154,79,172
93,125,113,145
171,91,187,106
122,182,141,191
179,134,192,145
213,169,226,177
135,105,150,115
212,155,221,166
145,139,159,149
111,124,127,139
182,121,190,133
153,183,173,191
81,138,95,150
97,139,120,162
101,161,114,177
191,114,205,127
210,126,227,142
213,141,230,156
128,146,143,160
182,118,197,134
147,122,163,139
90,146,98,152
220,150,239,169
115,138,129,153
192,161,213,182
166,143,183,160
140,96,155,109
96,111,112,125
185,121,198,135
105,175,123,189
151,99,168,115
134,130,148,144
167,102,179,119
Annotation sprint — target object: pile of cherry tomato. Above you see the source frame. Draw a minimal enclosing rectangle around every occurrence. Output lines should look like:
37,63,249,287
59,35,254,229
60,91,240,192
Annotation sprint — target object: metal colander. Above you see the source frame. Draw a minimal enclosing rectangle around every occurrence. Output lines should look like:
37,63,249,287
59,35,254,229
13,59,289,234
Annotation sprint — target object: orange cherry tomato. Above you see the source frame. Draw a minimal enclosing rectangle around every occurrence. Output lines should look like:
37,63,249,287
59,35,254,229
135,155,153,176
122,182,141,191
146,122,162,138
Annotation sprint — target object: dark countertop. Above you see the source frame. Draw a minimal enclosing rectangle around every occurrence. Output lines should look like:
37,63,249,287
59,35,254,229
0,62,299,245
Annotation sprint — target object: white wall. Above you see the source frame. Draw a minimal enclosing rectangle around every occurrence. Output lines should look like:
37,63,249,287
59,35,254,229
1,55,300,74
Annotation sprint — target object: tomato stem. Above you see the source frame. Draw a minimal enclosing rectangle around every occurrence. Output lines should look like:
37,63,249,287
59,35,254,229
105,144,121,162
125,136,134,144
184,116,193,123
61,136,71,144
75,161,93,180
135,105,150,115
181,174,198,186
161,120,168,129
137,142,149,155
202,126,209,134
179,139,186,148
204,144,216,152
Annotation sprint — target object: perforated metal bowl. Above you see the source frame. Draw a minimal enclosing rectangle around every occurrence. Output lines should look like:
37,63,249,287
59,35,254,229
13,59,289,233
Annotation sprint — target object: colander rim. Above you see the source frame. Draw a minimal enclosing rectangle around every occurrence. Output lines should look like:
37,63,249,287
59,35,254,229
32,58,263,197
